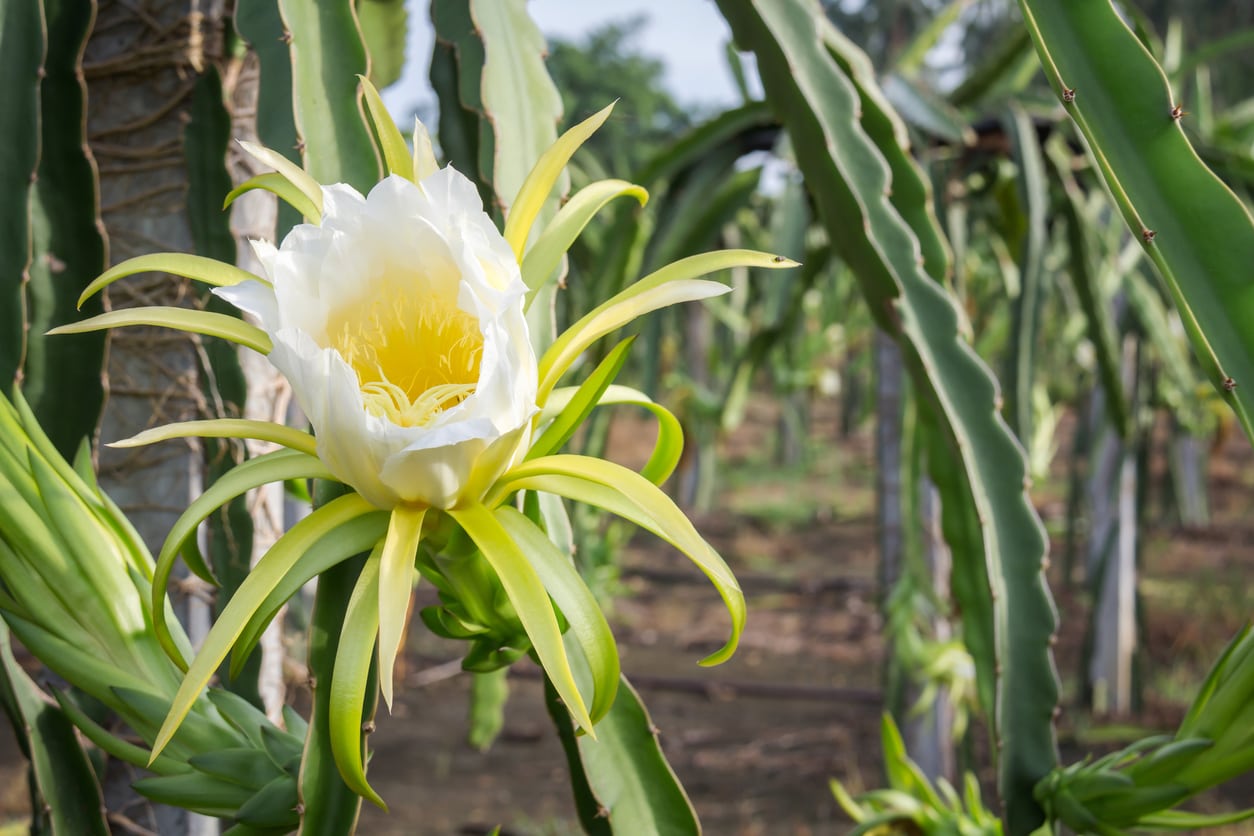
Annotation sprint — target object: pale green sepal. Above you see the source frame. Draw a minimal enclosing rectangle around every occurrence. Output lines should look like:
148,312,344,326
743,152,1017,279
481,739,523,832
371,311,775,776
237,139,324,218
496,506,619,724
529,337,635,461
537,249,798,402
328,542,387,809
49,307,273,355
223,172,321,223
107,418,318,457
503,102,616,261
538,383,683,486
520,178,648,299
77,253,268,308
151,449,335,670
1136,807,1254,830
377,505,426,709
448,503,594,735
412,117,438,181
490,455,744,666
149,493,376,764
229,510,390,680
359,76,414,183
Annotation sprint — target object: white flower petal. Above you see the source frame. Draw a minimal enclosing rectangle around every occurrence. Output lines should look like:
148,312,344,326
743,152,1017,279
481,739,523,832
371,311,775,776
213,280,279,328
249,170,538,510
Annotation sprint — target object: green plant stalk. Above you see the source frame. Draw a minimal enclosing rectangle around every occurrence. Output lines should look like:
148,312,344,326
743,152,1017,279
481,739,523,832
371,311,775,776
544,672,700,834
1048,141,1130,439
714,2,1059,831
0,0,42,393
1001,104,1048,445
276,0,378,192
1016,0,1254,441
235,0,303,238
23,0,107,458
357,0,407,89
298,553,376,834
468,668,509,751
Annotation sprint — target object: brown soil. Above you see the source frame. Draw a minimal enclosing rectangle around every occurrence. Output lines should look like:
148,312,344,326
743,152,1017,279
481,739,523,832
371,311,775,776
2,396,1252,835
353,398,1254,835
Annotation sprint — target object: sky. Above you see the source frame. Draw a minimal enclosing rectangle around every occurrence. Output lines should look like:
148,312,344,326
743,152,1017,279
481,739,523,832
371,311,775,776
381,0,750,121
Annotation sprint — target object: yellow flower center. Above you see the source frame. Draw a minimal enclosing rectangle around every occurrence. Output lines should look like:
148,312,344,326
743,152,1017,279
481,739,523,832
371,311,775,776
328,282,483,427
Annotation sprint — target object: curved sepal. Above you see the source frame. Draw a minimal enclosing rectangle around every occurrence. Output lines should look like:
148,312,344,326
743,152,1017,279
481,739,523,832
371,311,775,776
537,249,797,403
224,172,321,223
503,102,615,261
539,383,684,486
237,139,324,219
491,455,744,666
328,543,386,809
496,506,619,724
152,449,335,670
377,505,425,709
49,307,273,355
149,494,377,763
107,418,318,457
359,76,414,183
448,503,594,735
520,178,648,299
77,253,268,308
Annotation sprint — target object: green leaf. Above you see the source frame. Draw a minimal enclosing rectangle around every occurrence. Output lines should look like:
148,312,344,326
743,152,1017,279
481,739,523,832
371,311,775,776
150,494,376,762
50,689,184,776
77,253,267,307
496,506,620,724
448,503,593,734
132,772,254,818
1017,0,1254,440
48,306,273,355
0,0,42,394
234,773,301,829
188,748,285,789
1001,103,1049,443
491,455,743,666
1049,144,1130,438
328,543,385,808
544,672,700,835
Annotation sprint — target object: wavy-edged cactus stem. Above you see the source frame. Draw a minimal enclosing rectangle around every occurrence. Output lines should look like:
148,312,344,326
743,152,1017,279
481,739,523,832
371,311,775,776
714,1,1059,831
1016,0,1254,441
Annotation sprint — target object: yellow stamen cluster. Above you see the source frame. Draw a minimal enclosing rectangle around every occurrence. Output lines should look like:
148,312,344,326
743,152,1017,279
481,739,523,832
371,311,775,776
328,281,484,427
